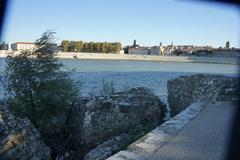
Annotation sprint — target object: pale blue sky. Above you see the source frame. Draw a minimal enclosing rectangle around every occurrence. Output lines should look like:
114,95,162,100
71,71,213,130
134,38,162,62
2,0,240,47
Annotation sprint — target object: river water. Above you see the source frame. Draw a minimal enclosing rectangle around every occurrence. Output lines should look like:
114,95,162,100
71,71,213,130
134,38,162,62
0,58,239,104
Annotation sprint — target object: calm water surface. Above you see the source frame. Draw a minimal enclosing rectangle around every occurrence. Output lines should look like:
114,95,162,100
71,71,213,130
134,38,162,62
61,59,239,74
0,58,239,74
0,58,239,104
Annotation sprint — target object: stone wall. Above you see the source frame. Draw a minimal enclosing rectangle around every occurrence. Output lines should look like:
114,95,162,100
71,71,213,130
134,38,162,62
0,104,51,160
167,74,239,116
68,87,166,153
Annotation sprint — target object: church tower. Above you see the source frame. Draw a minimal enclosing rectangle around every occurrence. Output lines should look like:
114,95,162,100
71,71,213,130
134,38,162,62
159,42,164,56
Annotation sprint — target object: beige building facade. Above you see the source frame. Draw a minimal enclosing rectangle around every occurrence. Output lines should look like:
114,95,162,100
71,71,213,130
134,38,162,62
11,42,36,51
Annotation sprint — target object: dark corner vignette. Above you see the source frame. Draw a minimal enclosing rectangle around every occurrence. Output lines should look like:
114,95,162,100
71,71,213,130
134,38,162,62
0,0,8,38
211,1,240,160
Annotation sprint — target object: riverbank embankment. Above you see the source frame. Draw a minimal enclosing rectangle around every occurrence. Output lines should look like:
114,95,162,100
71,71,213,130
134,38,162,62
0,51,239,65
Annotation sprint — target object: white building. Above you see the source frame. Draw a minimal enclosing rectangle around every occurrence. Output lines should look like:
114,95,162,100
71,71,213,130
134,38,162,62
128,47,150,55
148,43,164,56
119,49,125,54
150,43,164,56
11,42,36,51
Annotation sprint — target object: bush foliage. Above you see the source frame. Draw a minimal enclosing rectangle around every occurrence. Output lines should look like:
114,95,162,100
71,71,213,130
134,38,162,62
4,31,79,134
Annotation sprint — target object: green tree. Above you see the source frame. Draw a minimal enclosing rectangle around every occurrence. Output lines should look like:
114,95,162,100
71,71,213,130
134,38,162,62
74,41,83,52
5,31,79,134
61,40,122,53
89,41,94,52
61,40,70,52
83,42,89,52
102,42,108,53
68,41,75,52
113,42,122,53
94,42,99,52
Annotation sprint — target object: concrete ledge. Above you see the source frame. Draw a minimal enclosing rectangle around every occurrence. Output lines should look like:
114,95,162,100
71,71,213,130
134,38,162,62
107,100,208,160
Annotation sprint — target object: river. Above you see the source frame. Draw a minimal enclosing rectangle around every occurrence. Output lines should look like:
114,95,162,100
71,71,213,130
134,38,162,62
0,58,239,104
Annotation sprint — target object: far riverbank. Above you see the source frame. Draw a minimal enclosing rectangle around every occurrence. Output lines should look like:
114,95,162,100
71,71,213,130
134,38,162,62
0,51,239,65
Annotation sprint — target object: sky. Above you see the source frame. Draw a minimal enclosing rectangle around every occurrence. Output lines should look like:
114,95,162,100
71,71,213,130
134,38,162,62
2,0,240,47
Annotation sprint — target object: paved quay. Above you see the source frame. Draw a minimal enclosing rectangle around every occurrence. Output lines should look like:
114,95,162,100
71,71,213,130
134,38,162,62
152,102,235,160
107,101,235,160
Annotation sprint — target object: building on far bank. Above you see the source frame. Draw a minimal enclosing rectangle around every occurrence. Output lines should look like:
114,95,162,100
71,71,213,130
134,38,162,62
49,43,58,52
128,40,165,55
126,40,238,57
132,40,139,48
128,47,150,55
11,42,59,52
150,46,160,55
128,40,150,55
163,45,175,55
225,41,230,49
119,49,124,54
57,45,63,52
0,41,9,50
11,42,36,51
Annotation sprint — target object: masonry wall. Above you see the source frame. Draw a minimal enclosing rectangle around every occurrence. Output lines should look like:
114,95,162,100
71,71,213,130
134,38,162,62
68,87,166,153
167,74,239,116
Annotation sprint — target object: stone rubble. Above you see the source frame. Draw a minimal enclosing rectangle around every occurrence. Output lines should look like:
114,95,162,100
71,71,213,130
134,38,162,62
69,87,166,154
2,74,236,160
0,104,51,160
84,134,131,160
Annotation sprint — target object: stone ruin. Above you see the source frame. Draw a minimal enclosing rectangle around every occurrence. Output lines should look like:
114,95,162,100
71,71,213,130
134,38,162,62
2,74,237,159
167,74,239,116
69,87,166,153
0,87,166,160
0,104,51,160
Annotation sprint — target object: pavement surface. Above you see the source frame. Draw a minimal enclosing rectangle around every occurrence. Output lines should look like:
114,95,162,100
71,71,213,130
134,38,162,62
107,102,236,160
152,102,235,160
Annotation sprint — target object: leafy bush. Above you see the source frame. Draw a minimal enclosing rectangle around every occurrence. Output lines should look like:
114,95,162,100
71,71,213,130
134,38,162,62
4,31,80,134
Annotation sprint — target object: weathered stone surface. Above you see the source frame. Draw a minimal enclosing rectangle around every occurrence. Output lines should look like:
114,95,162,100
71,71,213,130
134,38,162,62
167,74,239,116
84,134,131,160
69,87,166,153
0,104,51,160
